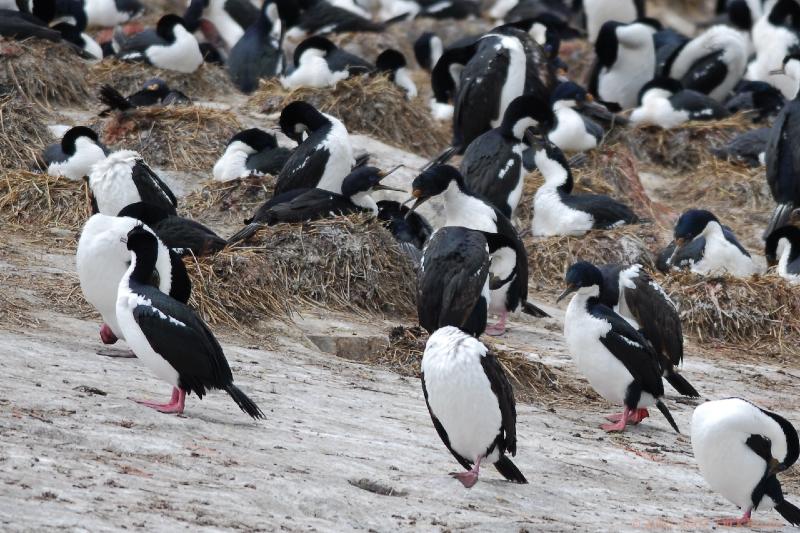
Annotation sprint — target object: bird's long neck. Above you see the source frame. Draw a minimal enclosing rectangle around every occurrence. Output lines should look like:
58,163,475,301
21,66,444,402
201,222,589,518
127,244,159,287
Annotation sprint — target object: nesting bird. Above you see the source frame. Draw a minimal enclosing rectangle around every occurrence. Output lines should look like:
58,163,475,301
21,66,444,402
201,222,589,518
213,128,293,181
113,15,204,73
765,225,800,283
43,126,107,180
630,78,729,129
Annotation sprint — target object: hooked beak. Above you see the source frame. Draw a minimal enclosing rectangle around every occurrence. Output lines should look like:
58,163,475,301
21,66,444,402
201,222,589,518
556,283,578,303
769,457,787,476
769,68,786,76
405,189,429,218
373,165,406,192
147,83,160,91
585,93,595,103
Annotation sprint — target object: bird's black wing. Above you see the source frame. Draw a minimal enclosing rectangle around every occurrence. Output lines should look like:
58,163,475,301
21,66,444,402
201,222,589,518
722,226,751,257
597,264,622,307
116,28,165,54
247,147,293,175
677,50,728,97
490,204,529,303
670,90,729,119
132,160,178,213
262,189,361,224
766,102,800,205
592,303,665,397
0,11,62,41
421,372,474,470
625,270,684,367
298,3,385,33
155,217,227,256
565,193,638,227
225,0,259,28
460,132,518,218
479,350,517,456
273,130,332,196
131,288,233,396
43,143,66,165
327,49,374,75
168,250,192,304
228,29,283,93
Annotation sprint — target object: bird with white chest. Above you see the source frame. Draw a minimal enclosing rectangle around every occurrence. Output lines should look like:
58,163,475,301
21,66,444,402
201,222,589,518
213,128,293,181
421,326,527,488
692,398,800,527
765,224,800,283
114,15,204,73
43,126,107,181
547,82,604,153
558,261,680,433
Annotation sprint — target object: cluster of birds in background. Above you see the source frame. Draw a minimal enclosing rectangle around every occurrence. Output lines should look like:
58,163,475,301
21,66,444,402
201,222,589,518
7,0,800,526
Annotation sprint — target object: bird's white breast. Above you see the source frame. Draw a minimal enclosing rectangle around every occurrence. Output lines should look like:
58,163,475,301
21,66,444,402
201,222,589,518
208,0,246,49
531,185,594,237
213,141,253,181
490,35,526,128
692,225,757,277
316,116,354,194
146,26,203,73
548,107,598,152
48,138,106,181
281,55,349,89
598,38,655,110
630,94,690,129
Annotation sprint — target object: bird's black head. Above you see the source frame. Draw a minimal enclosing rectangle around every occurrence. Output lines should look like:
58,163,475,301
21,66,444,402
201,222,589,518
765,225,800,267
595,21,624,67
156,14,186,41
557,261,604,302
118,201,171,225
413,32,439,71
61,126,100,155
18,0,57,23
376,49,406,73
279,101,329,144
673,209,719,244
407,165,463,214
341,166,404,197
727,0,753,30
273,0,300,28
551,81,591,107
229,128,277,151
293,35,337,65
117,0,144,17
124,224,159,281
142,77,170,96
638,77,683,104
500,94,555,140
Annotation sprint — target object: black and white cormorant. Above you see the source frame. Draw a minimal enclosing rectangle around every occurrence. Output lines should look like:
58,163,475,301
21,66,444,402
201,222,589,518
43,126,107,181
692,398,800,527
583,0,644,43
547,81,604,153
282,0,407,42
213,128,293,181
460,94,553,218
113,14,204,73
272,101,355,197
117,226,264,418
765,225,800,284
748,0,800,99
375,200,433,261
558,261,680,433
375,49,417,99
281,35,372,89
598,263,700,398
724,81,786,122
117,202,226,256
88,150,177,217
413,31,443,72
84,0,142,27
182,0,258,51
531,139,638,236
227,0,284,93
764,79,800,236
711,127,770,167
99,79,190,116
630,78,729,129
421,326,527,488
77,213,191,348
407,165,549,336
669,209,757,276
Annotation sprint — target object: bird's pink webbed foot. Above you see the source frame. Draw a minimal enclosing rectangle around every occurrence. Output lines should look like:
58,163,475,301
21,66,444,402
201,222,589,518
485,311,508,336
601,406,632,432
606,408,649,424
450,456,483,488
716,510,751,527
100,323,118,344
130,387,186,414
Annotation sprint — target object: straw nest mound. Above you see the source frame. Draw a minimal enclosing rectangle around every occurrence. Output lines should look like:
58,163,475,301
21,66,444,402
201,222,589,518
0,94,54,170
656,272,800,357
0,170,89,233
0,38,91,108
250,76,450,156
369,326,602,406
623,115,754,174
186,214,417,328
88,59,235,99
100,105,240,171
183,175,276,229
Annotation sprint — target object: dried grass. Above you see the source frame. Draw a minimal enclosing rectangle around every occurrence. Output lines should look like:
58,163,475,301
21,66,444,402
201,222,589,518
185,214,417,328
250,76,450,156
657,271,800,356
0,170,90,232
182,175,276,228
88,59,235,99
0,37,91,108
0,94,53,170
101,105,240,171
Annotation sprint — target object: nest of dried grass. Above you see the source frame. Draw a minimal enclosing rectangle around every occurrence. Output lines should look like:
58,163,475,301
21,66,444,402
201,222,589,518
182,175,276,228
0,170,90,232
0,37,91,107
368,326,602,406
185,214,417,328
656,271,800,356
88,59,235,99
0,94,53,170
250,76,450,156
101,105,240,171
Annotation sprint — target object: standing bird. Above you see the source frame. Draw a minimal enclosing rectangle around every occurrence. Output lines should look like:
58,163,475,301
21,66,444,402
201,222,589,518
421,326,527,488
711,127,771,167
77,214,191,348
272,101,355,197
670,209,757,277
98,78,190,115
227,0,284,94
407,165,549,336
531,140,638,236
558,261,680,433
630,78,730,129
114,14,204,73
692,398,800,527
117,226,265,419
598,264,699,398
43,126,107,180
764,79,800,236
88,150,177,217
583,0,644,43
280,36,372,89
459,94,553,218
589,20,658,110
765,225,800,283
213,128,293,181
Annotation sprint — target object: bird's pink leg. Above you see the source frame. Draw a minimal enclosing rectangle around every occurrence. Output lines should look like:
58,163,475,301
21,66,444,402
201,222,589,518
450,455,483,488
485,311,508,336
601,406,632,432
100,324,118,344
716,509,751,526
131,387,185,414
630,408,650,424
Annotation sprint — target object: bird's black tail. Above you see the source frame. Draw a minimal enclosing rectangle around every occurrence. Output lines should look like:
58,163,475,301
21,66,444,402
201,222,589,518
765,203,795,239
522,300,550,318
665,371,700,398
99,85,131,112
227,223,264,246
494,456,528,484
383,12,412,26
776,500,800,526
354,152,370,168
225,384,265,420
656,400,680,433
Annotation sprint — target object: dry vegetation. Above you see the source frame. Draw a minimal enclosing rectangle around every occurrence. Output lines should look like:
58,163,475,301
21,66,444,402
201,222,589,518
0,95,54,170
0,171,89,233
88,60,235,99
